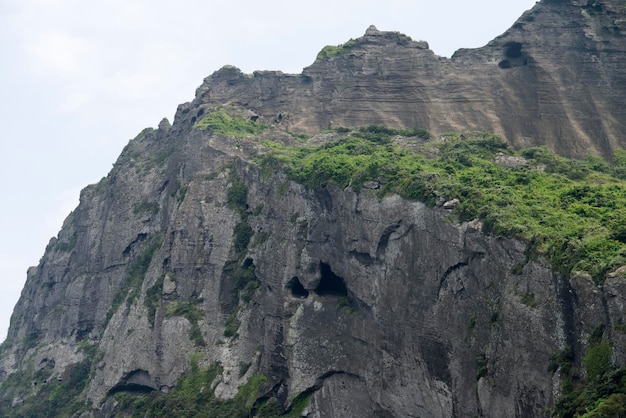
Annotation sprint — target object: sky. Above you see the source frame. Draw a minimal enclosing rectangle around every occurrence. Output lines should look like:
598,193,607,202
0,0,538,342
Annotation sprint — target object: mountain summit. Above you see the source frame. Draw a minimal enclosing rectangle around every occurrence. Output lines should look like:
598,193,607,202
2,1,626,417
193,0,626,159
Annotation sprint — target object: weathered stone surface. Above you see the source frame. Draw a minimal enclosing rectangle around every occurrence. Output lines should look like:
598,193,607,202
190,1,626,159
2,1,626,417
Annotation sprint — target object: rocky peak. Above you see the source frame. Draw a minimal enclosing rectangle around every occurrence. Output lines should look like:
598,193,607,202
190,0,626,159
2,1,626,417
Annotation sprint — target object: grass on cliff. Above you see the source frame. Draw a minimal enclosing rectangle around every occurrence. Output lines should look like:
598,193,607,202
549,326,626,417
221,170,260,339
106,233,164,325
113,356,308,417
0,342,98,417
194,109,267,139
316,38,358,60
257,127,626,284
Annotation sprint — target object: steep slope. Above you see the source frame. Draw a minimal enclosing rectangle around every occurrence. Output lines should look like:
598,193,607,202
1,0,626,417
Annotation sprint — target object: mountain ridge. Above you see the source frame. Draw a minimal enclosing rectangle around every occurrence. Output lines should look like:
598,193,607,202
2,0,626,416
188,0,626,159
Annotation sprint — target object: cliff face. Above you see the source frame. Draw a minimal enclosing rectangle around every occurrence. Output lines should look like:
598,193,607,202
2,0,626,417
195,0,626,159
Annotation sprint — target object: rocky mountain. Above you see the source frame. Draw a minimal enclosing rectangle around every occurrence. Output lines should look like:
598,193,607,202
2,0,626,417
192,0,626,159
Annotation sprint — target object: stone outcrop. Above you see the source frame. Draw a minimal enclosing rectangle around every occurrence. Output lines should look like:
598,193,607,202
194,0,626,159
2,0,626,416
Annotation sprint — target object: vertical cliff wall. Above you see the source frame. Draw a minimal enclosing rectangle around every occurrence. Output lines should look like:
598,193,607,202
2,0,626,416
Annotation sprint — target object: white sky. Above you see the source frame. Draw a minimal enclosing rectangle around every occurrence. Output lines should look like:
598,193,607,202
0,0,538,342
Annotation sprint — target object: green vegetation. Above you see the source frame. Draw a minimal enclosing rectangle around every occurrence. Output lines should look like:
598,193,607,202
226,171,254,254
476,353,488,380
221,171,260,337
165,300,206,347
253,204,264,216
338,296,353,314
222,259,260,338
238,361,252,378
171,179,188,204
468,313,478,331
550,326,626,417
316,38,358,60
224,313,241,338
549,347,575,376
285,392,312,417
0,343,99,417
257,128,626,284
233,222,254,255
113,358,271,417
583,339,612,381
106,234,163,324
142,148,172,173
194,109,267,139
520,292,539,308
133,201,160,216
144,274,165,327
233,262,259,304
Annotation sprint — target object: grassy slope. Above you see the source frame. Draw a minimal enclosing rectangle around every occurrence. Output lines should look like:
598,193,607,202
257,127,626,416
258,128,626,284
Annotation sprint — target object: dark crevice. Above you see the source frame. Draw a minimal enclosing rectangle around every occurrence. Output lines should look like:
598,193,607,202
376,222,401,258
315,188,333,212
242,257,254,269
437,251,483,294
108,383,155,395
310,371,361,395
158,180,170,195
499,41,528,69
108,369,157,395
277,371,362,416
349,250,378,266
315,263,348,297
557,273,579,361
74,325,93,342
287,277,309,299
504,41,523,58
421,338,452,386
250,379,288,415
439,260,469,289
498,60,512,69
122,233,149,256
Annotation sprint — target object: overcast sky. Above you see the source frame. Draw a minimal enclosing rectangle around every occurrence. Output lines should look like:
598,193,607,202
0,0,538,342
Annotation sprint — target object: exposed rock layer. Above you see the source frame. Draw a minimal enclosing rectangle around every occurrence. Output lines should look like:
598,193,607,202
2,0,626,416
195,0,626,159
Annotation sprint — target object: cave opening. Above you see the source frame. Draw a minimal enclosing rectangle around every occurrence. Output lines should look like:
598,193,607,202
242,257,254,269
504,42,523,58
498,60,512,69
499,41,528,69
315,263,348,297
108,369,157,396
287,277,309,299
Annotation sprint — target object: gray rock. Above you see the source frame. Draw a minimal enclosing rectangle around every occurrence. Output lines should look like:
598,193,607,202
2,1,626,416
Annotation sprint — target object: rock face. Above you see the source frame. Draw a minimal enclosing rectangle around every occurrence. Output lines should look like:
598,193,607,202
2,0,626,417
195,0,626,159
